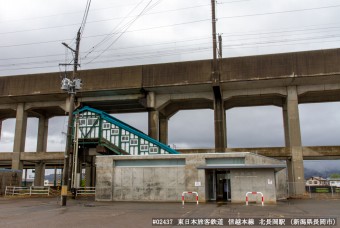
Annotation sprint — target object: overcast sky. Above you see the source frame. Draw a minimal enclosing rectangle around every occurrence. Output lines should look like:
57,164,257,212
0,0,340,172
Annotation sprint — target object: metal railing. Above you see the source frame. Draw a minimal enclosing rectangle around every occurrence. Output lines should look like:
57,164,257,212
181,191,199,206
5,186,29,196
30,186,50,196
287,182,340,198
5,186,50,196
76,187,96,197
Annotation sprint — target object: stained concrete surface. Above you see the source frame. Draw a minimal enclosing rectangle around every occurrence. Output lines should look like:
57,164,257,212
0,197,339,228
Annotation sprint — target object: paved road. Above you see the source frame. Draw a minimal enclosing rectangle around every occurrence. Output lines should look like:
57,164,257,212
0,197,339,227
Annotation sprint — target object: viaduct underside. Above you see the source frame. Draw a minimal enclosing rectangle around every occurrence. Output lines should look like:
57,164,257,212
1,48,340,195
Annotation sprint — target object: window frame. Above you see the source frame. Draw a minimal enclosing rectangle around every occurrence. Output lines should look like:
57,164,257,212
140,145,149,151
121,135,130,142
130,139,138,145
149,147,159,153
103,122,110,129
111,129,119,135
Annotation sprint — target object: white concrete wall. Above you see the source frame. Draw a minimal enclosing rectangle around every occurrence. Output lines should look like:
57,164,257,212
231,169,276,204
112,166,186,201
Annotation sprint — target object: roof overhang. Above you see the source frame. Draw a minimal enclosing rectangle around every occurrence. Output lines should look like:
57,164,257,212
197,164,286,172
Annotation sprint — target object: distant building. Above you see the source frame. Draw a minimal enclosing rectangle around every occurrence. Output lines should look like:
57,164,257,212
305,177,329,186
328,179,340,187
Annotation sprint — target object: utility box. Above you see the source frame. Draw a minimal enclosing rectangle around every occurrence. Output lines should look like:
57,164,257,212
0,169,22,196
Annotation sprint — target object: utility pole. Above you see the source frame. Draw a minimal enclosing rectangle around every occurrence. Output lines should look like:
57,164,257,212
60,29,82,206
211,0,218,85
211,0,226,152
218,34,222,59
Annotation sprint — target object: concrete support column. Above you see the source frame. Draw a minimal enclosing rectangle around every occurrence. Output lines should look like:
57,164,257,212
159,113,168,145
148,110,159,140
12,103,27,170
37,116,48,152
214,96,226,152
34,116,49,186
283,86,305,196
34,162,45,186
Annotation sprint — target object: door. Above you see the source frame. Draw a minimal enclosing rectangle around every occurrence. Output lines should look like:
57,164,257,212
206,170,216,201
217,170,231,201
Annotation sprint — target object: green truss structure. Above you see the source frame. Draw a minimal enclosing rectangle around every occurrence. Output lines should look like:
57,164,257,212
73,106,180,155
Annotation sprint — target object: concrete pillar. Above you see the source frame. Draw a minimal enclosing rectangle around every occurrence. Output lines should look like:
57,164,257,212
24,168,28,187
148,110,159,140
283,86,305,196
37,116,48,152
54,167,57,187
34,162,45,186
159,114,168,145
12,103,27,170
214,96,226,152
34,116,48,186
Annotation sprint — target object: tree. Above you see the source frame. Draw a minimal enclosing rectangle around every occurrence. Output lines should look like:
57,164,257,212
329,173,340,179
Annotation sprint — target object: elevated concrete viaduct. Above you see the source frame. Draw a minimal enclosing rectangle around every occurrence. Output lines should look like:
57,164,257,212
1,48,340,195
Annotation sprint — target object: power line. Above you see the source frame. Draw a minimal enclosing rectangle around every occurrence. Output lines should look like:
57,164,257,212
0,1,154,24
2,37,340,73
0,3,210,35
3,32,340,70
0,37,211,61
84,0,148,57
2,2,338,36
85,0,164,64
2,3,340,48
0,0,248,25
0,41,211,68
219,4,340,20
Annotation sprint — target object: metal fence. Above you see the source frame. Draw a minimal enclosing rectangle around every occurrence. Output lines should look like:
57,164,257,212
305,185,340,198
5,186,50,196
76,187,96,197
287,182,340,198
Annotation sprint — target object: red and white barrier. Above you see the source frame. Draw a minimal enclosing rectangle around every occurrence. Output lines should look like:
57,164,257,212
246,191,264,206
182,191,199,205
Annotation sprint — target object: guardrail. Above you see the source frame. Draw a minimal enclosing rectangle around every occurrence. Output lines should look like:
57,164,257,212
76,187,96,197
246,191,264,206
182,191,199,206
5,186,50,196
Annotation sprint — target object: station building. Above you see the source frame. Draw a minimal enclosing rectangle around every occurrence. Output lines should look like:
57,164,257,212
74,107,287,204
95,153,286,204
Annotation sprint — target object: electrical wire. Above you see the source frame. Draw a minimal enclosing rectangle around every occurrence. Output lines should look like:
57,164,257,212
1,2,339,36
84,0,147,57
218,4,340,20
3,33,340,72
0,2,209,35
84,0,164,64
80,0,92,37
0,0,247,25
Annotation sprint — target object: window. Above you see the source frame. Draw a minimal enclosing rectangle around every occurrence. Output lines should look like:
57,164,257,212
149,147,158,153
308,181,313,184
313,181,318,185
140,145,148,151
111,129,119,135
121,136,129,142
103,123,110,129
130,139,138,145
87,118,97,126
79,119,86,126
